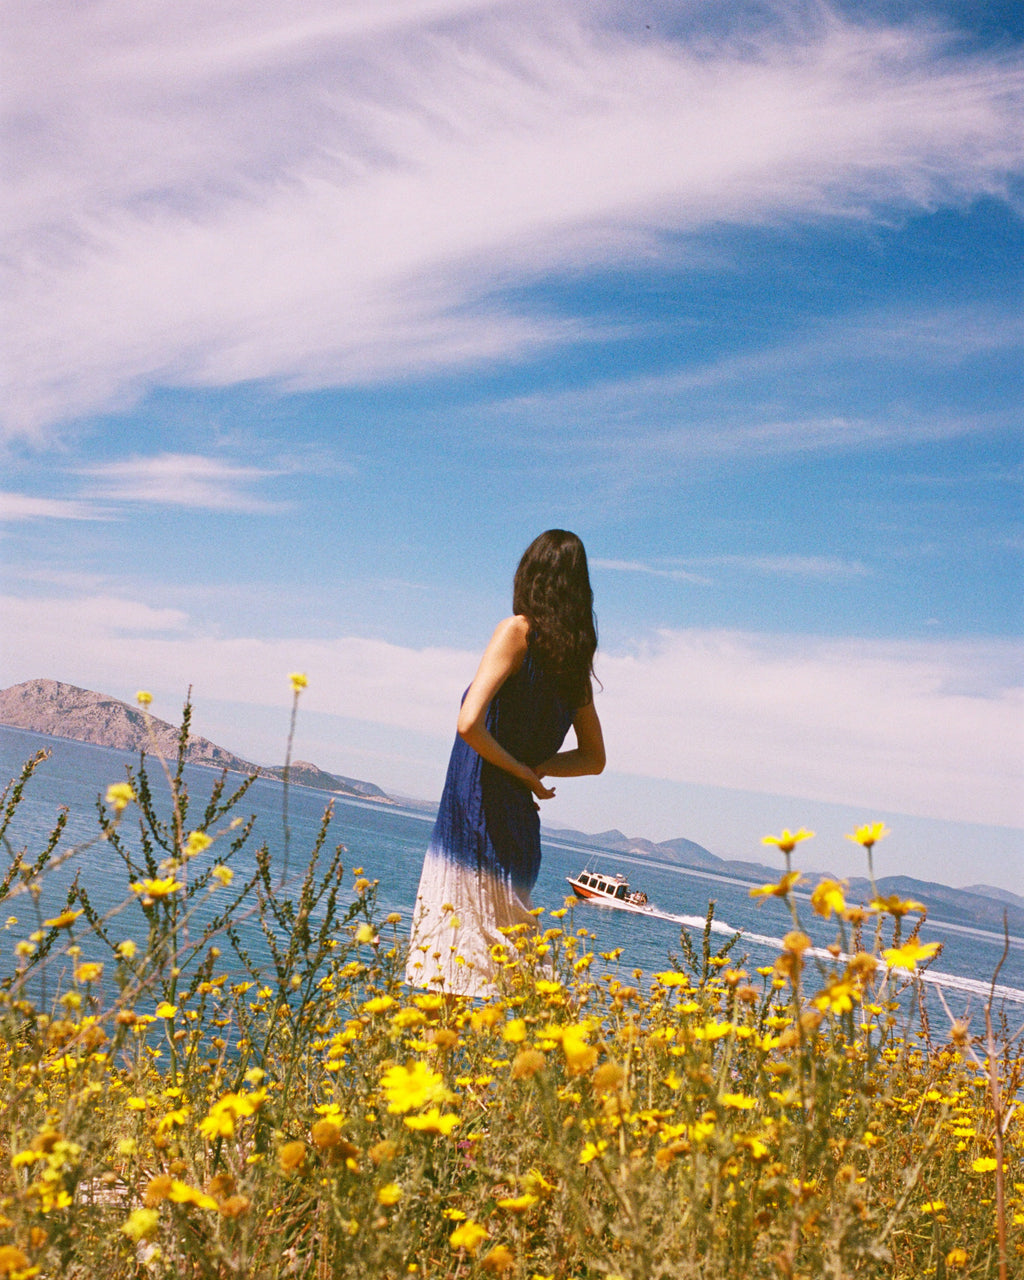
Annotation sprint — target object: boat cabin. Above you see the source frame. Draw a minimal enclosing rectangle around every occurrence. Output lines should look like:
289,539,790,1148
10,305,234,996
574,872,629,900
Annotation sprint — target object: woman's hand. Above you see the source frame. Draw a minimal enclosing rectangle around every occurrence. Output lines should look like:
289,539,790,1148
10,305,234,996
525,768,556,802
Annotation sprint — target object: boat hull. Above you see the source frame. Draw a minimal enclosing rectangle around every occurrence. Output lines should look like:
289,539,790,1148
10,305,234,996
566,874,654,915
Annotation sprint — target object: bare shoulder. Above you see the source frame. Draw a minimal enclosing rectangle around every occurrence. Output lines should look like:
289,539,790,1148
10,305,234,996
480,614,529,670
489,613,530,654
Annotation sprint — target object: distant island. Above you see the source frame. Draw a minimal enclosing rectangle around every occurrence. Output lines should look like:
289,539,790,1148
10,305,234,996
2,677,1022,936
0,678,392,804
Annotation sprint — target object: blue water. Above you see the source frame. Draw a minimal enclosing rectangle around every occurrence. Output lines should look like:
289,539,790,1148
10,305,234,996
3,726,1022,1018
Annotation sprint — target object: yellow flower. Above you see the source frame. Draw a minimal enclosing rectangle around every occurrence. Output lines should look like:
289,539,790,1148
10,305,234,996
219,1195,251,1219
945,1248,968,1270
693,1019,733,1042
523,1170,556,1196
184,830,213,858
560,1024,598,1075
119,1203,158,1244
198,1089,265,1139
882,940,940,971
116,940,137,960
654,970,690,986
502,1018,527,1042
377,1183,403,1205
593,1061,626,1094
496,1192,539,1212
812,980,858,1016
579,1140,608,1164
105,782,136,813
449,1220,490,1254
511,1049,546,1079
971,1156,997,1173
0,1248,32,1274
154,1002,177,1018
74,962,103,983
719,1092,756,1110
750,871,803,900
288,672,308,692
211,865,233,887
481,1244,516,1274
404,1108,461,1136
136,690,153,706
810,879,846,919
144,1175,174,1206
278,1141,307,1173
131,877,183,898
381,1062,450,1114
846,822,890,849
736,1134,770,1160
921,1199,946,1214
42,909,83,930
309,1119,342,1150
761,828,814,855
870,893,925,918
168,1181,219,1210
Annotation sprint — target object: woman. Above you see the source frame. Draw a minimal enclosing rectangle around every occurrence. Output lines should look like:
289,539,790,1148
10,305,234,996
405,530,605,998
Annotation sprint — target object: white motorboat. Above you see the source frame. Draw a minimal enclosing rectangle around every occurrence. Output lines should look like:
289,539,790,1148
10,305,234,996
566,868,652,913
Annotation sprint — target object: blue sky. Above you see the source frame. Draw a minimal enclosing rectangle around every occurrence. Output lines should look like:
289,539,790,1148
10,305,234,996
1,0,1022,892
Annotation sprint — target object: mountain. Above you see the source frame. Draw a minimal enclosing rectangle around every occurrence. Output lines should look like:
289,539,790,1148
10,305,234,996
0,678,391,803
844,875,1024,936
962,884,1024,911
551,826,725,870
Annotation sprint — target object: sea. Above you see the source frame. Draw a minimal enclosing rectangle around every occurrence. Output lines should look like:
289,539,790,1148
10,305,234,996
2,726,1023,1023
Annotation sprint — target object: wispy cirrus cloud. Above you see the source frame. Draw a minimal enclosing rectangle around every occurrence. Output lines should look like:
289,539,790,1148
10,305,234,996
76,453,286,511
0,492,114,522
2,2,1022,436
480,297,1024,469
591,558,711,584
593,554,870,582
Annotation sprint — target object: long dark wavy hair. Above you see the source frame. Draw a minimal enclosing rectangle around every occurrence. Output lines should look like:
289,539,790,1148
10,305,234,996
512,529,598,708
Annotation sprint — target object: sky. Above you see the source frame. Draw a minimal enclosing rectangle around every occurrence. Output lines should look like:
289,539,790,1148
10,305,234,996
1,0,1022,893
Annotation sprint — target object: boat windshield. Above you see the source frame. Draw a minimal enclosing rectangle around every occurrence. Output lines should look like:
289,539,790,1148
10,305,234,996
615,884,627,900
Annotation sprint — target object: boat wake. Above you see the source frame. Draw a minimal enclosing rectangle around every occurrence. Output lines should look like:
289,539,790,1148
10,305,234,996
615,900,1024,1008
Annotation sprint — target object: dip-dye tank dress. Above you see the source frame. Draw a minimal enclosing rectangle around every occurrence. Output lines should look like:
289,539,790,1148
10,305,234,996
405,644,575,998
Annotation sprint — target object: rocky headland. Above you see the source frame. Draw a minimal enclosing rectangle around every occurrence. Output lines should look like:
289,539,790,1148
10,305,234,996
0,678,391,802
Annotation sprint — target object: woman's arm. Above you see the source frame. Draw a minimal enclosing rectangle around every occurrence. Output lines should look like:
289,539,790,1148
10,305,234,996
457,616,556,800
537,701,605,778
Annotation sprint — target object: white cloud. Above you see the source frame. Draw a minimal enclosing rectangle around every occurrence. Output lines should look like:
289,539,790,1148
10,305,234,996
77,453,286,510
2,3,1022,435
480,298,1024,466
593,554,870,581
1,592,1021,830
591,558,710,584
708,555,871,578
597,630,1024,830
0,492,113,521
